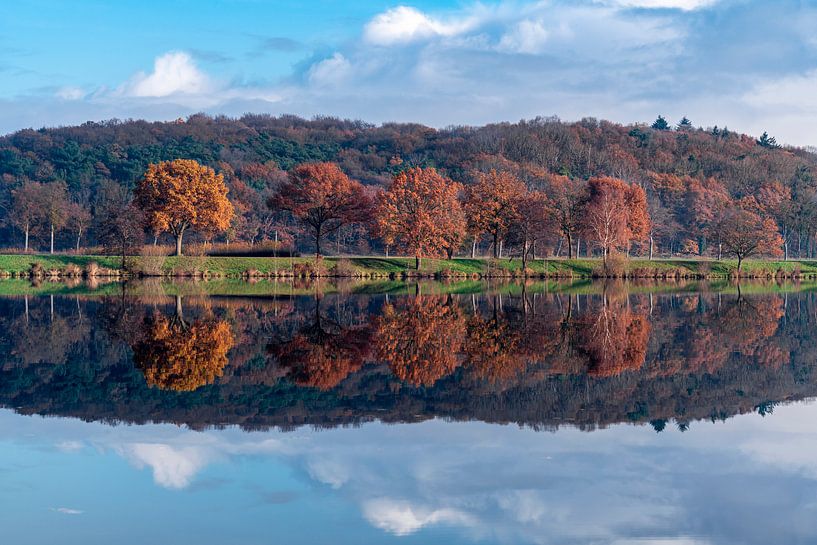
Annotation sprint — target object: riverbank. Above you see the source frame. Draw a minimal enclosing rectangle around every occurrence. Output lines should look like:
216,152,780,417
1,254,817,280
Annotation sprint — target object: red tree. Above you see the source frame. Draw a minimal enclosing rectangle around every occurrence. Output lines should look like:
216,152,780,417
268,162,372,257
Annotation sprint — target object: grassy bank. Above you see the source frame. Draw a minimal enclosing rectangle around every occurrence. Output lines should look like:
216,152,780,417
3,254,817,280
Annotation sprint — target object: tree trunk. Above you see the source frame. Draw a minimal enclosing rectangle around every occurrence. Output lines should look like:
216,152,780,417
76,227,82,253
718,243,722,261
522,240,529,272
737,255,743,275
315,225,322,258
50,223,55,254
471,239,476,259
784,240,789,261
175,229,184,256
566,232,573,259
576,238,581,258
649,235,654,261
499,240,503,259
493,233,499,259
415,255,421,270
24,227,29,253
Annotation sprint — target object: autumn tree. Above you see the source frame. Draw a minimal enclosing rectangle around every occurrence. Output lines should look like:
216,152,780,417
67,202,91,253
545,174,585,258
464,169,527,258
268,162,371,257
10,180,42,252
580,177,651,262
134,159,234,256
376,167,466,270
712,208,783,273
41,181,71,254
507,191,554,270
95,184,145,269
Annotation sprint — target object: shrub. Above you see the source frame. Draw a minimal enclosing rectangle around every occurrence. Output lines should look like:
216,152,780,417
593,252,628,278
29,262,44,277
139,246,168,276
293,258,327,277
332,259,359,277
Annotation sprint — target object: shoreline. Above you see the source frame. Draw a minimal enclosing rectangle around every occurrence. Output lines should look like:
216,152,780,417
1,254,816,281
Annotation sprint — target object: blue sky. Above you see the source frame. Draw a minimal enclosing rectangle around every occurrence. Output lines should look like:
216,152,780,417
3,0,817,145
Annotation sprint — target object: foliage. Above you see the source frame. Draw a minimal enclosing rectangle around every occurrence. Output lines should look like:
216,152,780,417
134,159,234,255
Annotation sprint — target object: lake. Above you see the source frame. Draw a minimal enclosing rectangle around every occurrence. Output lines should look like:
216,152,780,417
1,279,816,544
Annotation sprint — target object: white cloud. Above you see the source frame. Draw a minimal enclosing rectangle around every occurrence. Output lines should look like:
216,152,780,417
497,19,550,54
125,51,212,97
308,53,352,87
55,87,85,101
362,498,474,536
363,6,479,45
599,0,720,9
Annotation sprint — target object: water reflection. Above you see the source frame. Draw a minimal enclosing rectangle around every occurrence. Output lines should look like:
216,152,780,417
0,282,809,431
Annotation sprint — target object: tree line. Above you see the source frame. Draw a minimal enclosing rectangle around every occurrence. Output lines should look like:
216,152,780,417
0,114,810,267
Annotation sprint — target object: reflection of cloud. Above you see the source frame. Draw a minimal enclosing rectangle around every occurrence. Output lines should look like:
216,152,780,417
362,498,474,536
123,443,212,489
306,458,349,489
55,440,83,452
6,402,817,544
52,507,83,515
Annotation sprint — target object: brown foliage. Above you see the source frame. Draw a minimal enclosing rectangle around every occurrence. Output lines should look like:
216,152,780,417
135,159,234,256
268,162,372,256
376,167,466,268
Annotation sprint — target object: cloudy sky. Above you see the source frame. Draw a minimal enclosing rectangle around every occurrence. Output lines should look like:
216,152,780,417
2,0,817,145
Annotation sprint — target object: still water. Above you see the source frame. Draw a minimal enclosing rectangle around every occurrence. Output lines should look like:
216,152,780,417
1,280,816,544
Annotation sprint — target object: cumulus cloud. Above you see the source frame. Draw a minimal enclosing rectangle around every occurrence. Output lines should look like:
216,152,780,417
363,6,479,45
124,51,212,97
307,53,352,87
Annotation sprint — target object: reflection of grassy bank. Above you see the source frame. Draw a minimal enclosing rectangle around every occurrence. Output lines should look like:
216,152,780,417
3,276,817,297
5,254,817,280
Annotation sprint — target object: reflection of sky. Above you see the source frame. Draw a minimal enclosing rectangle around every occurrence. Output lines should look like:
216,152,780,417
2,402,817,545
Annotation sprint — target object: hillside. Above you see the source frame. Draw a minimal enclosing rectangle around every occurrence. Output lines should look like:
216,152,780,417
1,114,815,257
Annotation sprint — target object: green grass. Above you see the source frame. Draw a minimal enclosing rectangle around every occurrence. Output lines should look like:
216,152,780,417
4,253,817,279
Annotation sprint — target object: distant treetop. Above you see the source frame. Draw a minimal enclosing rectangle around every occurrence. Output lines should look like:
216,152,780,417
651,115,670,131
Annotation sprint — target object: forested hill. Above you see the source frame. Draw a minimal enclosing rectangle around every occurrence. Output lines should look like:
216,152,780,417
1,113,815,256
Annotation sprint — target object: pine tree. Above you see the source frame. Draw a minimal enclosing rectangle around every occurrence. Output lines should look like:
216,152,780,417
677,116,693,130
757,131,779,148
651,115,670,131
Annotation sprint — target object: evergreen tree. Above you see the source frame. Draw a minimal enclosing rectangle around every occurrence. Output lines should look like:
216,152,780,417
651,115,670,130
757,131,779,148
677,116,693,130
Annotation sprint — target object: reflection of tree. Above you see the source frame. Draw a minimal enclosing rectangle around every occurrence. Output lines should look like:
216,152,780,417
375,296,466,387
268,298,372,390
463,294,561,383
681,293,785,373
7,296,90,366
132,297,234,392
572,293,650,377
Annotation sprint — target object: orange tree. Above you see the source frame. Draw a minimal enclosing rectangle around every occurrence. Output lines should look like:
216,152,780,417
376,167,465,270
711,208,783,273
580,176,650,262
135,159,234,255
267,162,371,257
464,169,527,258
